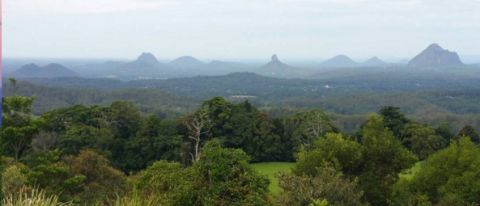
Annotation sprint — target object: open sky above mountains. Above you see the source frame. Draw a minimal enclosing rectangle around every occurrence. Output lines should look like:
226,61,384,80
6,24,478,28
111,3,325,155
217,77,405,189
5,0,480,60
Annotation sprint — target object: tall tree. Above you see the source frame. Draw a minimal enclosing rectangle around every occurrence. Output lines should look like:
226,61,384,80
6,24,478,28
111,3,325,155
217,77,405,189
457,125,480,144
379,106,410,139
1,79,39,161
64,150,128,204
435,122,454,145
294,133,363,177
359,115,417,206
283,110,336,151
188,141,269,206
392,137,480,205
182,107,212,162
401,123,445,160
107,101,141,139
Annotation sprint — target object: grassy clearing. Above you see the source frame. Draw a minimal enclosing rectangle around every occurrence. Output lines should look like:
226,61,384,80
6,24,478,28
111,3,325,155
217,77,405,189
251,162,295,194
399,161,423,180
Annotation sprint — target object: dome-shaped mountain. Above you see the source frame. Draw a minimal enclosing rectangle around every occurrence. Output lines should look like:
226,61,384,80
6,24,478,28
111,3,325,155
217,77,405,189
363,57,386,66
11,63,77,78
15,63,42,73
321,55,357,67
408,43,464,67
133,52,160,66
169,56,205,68
116,52,170,79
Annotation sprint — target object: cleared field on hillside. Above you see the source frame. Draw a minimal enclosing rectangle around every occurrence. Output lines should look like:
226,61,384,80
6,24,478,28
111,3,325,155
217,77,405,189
251,162,295,194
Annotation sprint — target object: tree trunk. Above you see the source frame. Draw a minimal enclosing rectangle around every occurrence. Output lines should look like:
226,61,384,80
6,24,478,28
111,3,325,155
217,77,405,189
195,135,200,161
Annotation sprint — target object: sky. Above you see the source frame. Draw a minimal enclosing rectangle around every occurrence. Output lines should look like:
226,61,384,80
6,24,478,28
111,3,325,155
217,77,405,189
3,0,480,61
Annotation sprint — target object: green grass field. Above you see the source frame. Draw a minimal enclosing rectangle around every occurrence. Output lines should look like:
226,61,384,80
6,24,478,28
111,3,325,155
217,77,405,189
399,161,423,180
251,162,295,194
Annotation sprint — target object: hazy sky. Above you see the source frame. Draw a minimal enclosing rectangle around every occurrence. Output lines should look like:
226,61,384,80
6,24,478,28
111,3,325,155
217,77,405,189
4,0,480,61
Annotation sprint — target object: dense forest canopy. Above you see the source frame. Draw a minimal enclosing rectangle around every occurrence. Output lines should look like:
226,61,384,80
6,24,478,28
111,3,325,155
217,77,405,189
4,69,480,132
1,77,480,205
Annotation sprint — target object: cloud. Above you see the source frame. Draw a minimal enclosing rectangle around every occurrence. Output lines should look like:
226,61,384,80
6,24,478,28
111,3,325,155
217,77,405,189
6,0,179,15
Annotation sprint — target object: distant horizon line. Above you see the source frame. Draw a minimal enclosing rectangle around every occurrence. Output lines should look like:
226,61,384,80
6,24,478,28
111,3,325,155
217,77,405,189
4,54,480,63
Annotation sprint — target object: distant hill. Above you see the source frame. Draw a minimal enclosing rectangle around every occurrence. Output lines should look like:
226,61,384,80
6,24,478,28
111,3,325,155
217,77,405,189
116,52,171,79
78,54,251,79
363,57,387,67
72,61,126,78
169,56,206,68
409,43,464,68
203,60,249,75
167,56,248,76
2,79,198,116
257,55,302,78
11,63,77,78
321,55,357,67
11,72,480,127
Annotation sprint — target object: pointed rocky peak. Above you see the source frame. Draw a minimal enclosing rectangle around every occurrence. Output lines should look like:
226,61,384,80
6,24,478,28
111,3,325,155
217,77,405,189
135,52,159,65
409,43,464,67
271,54,280,62
258,54,299,77
425,43,443,51
266,54,287,67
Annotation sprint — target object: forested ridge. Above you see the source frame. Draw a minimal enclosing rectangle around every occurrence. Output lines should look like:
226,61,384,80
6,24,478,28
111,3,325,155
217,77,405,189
1,79,480,205
4,76,480,132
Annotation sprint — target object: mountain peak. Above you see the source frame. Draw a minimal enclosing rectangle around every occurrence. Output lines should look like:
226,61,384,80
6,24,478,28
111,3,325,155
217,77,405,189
173,56,199,61
21,63,41,69
364,56,386,66
136,52,159,65
330,55,355,62
44,63,67,68
322,55,357,67
257,54,299,77
170,56,205,68
271,54,279,62
409,44,464,67
267,54,285,66
171,56,202,63
335,54,351,59
426,43,443,51
12,63,76,78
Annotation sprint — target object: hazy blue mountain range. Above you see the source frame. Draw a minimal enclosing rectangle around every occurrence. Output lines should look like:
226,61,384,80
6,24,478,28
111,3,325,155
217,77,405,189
6,43,477,79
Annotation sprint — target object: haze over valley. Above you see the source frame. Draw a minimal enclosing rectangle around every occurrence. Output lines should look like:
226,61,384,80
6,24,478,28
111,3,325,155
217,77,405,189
3,43,480,132
4,1,480,205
